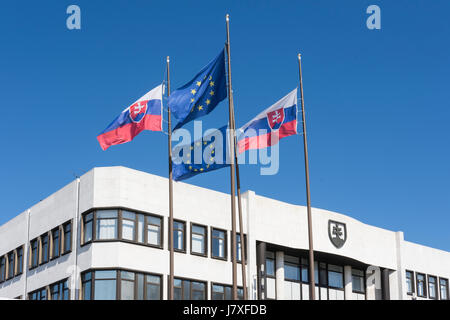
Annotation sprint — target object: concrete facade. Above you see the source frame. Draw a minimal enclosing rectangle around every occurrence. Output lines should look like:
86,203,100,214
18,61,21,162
0,166,449,300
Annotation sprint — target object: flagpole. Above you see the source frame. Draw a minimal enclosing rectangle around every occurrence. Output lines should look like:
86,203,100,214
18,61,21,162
166,56,175,300
225,13,238,300
298,53,315,300
231,103,248,300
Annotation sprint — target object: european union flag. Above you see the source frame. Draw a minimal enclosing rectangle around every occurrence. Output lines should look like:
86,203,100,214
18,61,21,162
169,49,227,130
172,125,230,181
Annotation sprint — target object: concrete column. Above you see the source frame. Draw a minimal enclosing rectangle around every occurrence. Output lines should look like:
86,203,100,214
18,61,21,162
275,251,285,300
344,265,353,300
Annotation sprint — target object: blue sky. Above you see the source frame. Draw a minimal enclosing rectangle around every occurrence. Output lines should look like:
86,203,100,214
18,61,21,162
1,1,449,251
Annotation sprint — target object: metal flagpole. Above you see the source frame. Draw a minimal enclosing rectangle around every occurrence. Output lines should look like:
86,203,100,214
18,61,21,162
166,56,175,300
231,102,248,300
225,13,238,300
297,53,315,300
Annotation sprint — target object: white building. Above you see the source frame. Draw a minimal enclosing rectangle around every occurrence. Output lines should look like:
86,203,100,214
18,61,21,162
0,166,449,300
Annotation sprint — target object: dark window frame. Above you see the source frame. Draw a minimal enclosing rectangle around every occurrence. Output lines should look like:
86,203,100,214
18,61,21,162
327,264,345,291
171,219,187,253
40,233,50,265
427,275,438,300
284,261,301,283
7,251,15,280
80,208,164,250
80,268,163,300
49,278,70,300
211,282,244,300
351,268,366,294
416,272,427,298
173,276,207,300
439,277,449,300
62,220,72,255
235,233,247,264
210,227,227,261
265,254,275,279
50,227,61,260
0,256,5,283
190,222,208,257
405,270,415,295
29,238,40,269
16,245,24,276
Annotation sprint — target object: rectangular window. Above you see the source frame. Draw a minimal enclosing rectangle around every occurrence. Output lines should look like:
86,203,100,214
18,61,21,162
146,274,161,300
16,246,23,275
63,221,72,253
50,282,60,300
121,211,136,241
51,228,60,259
94,270,117,300
137,214,145,243
96,210,118,240
406,270,414,295
191,224,206,255
147,215,162,247
211,228,226,259
416,273,426,297
265,252,275,277
428,276,437,299
300,258,309,283
83,212,93,244
29,288,47,300
352,269,365,293
49,279,69,300
120,271,135,300
285,263,301,281
7,252,15,279
319,262,327,287
30,238,39,268
0,256,5,282
212,284,244,300
173,220,185,251
236,233,246,262
439,278,448,300
41,233,49,264
81,271,92,300
173,278,206,300
328,264,344,289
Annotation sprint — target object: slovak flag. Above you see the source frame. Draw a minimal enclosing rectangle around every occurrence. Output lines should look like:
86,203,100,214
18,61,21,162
97,84,163,151
237,89,297,153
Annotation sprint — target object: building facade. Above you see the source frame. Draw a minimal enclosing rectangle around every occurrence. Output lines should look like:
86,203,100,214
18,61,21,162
0,166,449,300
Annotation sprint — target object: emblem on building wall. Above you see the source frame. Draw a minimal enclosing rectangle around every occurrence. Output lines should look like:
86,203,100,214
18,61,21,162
328,220,347,248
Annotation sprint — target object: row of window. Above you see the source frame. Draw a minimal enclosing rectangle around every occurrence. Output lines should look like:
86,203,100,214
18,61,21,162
406,270,448,300
81,209,246,262
265,253,365,293
28,278,70,300
80,269,243,300
0,245,24,283
29,220,72,270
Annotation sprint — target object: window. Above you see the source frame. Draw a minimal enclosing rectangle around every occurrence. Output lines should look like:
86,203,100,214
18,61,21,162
406,270,414,295
16,246,23,275
265,252,275,277
81,271,92,300
352,269,365,293
428,276,437,299
211,228,226,259
191,224,207,255
51,279,70,300
7,252,15,279
174,278,206,300
319,262,328,287
120,271,135,300
211,283,244,300
94,270,117,300
137,214,145,243
51,228,60,259
439,278,448,300
29,288,47,300
41,233,49,264
300,258,309,283
173,220,185,252
30,238,39,268
63,221,72,253
328,264,344,289
236,233,246,263
147,215,162,247
96,210,118,240
416,273,426,297
121,211,136,241
146,274,161,300
285,263,301,281
0,256,5,282
83,212,93,244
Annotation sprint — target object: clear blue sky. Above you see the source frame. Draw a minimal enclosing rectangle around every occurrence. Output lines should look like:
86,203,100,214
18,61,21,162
1,1,449,251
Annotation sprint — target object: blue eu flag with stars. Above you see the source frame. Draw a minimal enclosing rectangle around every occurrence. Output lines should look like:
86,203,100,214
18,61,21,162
169,49,227,130
172,125,230,181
